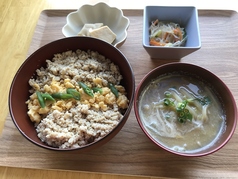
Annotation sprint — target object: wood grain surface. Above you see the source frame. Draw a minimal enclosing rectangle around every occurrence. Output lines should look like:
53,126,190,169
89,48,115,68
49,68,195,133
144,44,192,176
1,9,238,178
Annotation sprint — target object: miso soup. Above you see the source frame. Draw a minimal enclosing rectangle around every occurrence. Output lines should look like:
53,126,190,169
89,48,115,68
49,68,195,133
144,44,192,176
138,73,226,153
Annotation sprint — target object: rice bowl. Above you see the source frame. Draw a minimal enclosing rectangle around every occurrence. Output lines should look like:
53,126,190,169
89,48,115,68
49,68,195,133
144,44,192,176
9,37,135,152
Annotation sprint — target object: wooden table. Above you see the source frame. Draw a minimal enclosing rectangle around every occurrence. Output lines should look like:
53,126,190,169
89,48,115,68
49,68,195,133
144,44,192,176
1,0,238,178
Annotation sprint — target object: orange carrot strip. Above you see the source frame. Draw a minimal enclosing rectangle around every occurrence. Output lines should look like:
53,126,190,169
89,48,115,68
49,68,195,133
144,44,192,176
152,19,159,26
173,27,183,41
149,39,166,46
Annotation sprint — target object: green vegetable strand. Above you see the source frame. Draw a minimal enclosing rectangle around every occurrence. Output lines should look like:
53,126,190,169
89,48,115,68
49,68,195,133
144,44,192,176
41,93,55,102
108,83,119,98
197,96,211,106
92,87,103,94
51,93,73,99
78,82,94,97
66,88,80,100
36,91,45,108
164,98,173,106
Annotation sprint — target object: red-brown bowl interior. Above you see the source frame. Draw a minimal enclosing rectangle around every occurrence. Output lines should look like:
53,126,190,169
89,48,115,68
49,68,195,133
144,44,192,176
134,62,237,157
9,37,135,152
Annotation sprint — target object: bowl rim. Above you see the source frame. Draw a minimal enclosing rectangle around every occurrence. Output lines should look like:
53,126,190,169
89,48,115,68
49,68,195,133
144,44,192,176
134,62,237,157
62,2,130,48
9,36,135,151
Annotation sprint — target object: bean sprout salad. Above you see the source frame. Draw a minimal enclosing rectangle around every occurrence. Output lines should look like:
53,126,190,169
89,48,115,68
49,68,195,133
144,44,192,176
149,19,187,47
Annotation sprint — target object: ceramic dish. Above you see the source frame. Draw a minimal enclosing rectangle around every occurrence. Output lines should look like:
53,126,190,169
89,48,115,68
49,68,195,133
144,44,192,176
134,62,237,157
9,37,135,152
62,2,130,48
143,6,201,59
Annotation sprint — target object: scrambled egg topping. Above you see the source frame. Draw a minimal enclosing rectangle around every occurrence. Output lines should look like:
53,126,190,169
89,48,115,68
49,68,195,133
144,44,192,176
26,77,128,123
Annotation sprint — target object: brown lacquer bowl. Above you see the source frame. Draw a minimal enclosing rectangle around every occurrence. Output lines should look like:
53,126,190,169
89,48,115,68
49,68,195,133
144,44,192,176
134,62,237,157
9,37,135,152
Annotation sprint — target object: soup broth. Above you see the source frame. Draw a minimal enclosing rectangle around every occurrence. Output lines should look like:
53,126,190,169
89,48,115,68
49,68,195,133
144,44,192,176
139,73,226,153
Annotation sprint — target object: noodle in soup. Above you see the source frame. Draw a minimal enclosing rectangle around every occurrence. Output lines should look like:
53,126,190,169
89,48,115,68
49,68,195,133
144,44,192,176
138,73,226,153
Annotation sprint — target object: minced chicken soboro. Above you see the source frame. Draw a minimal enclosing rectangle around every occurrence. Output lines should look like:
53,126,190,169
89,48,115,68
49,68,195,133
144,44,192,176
26,49,129,149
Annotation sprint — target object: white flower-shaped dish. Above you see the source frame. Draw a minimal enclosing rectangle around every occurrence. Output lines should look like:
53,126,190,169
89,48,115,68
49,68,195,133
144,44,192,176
62,2,130,48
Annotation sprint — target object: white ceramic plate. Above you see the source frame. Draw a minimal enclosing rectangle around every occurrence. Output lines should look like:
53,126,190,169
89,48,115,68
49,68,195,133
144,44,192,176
62,2,130,48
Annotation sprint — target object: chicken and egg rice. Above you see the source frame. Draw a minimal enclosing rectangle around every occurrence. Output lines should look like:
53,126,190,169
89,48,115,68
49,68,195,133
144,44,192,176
26,49,129,149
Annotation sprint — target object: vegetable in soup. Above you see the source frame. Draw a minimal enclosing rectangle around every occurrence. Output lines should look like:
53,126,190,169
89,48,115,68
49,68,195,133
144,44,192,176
139,73,226,153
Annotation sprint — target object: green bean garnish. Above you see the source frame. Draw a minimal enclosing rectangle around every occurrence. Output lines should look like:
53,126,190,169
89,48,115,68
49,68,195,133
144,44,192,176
108,83,119,98
51,93,74,99
66,88,80,100
92,87,103,94
41,93,55,102
36,91,45,108
78,82,94,97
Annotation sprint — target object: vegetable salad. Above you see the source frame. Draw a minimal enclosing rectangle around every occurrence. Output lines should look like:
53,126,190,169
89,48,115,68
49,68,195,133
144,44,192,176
149,19,187,47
